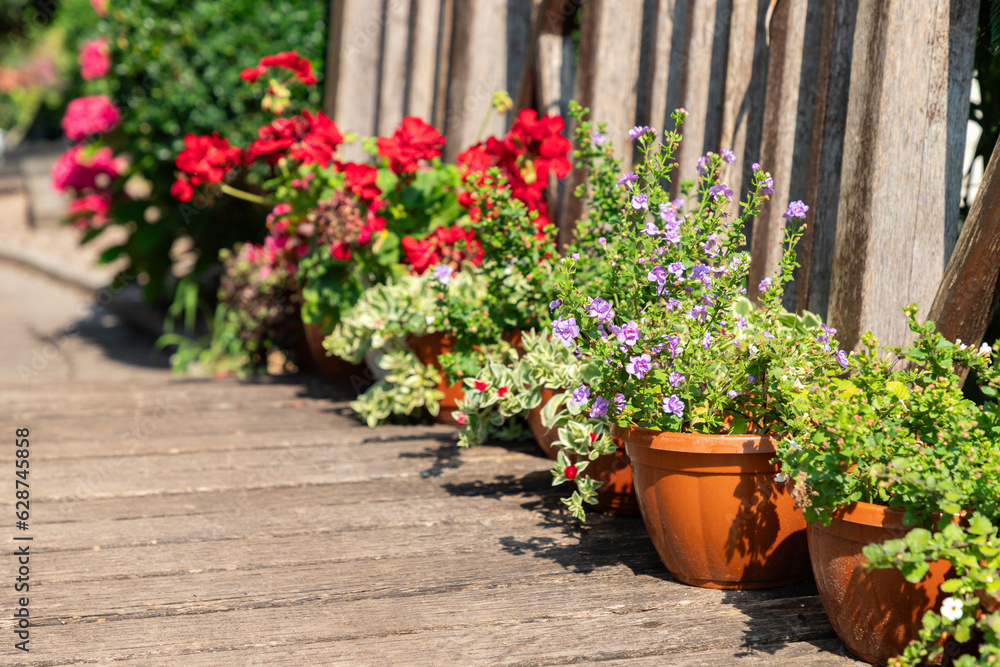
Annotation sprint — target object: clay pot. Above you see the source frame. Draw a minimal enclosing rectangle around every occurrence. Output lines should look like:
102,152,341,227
621,425,809,589
302,320,365,384
526,390,640,516
808,502,956,665
408,330,524,426
526,387,561,459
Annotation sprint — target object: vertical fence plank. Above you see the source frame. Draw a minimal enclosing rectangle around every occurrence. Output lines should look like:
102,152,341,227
432,0,455,132
827,0,978,350
324,0,387,161
443,2,513,159
747,0,817,302
673,0,725,187
377,0,414,135
928,138,1000,348
646,0,688,134
945,0,980,263
561,0,644,246
717,0,768,222
796,0,856,318
407,0,442,125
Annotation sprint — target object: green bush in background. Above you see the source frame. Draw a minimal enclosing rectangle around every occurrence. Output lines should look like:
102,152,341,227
70,0,328,301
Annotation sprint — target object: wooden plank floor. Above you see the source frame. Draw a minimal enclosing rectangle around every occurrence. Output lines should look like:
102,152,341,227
0,263,864,665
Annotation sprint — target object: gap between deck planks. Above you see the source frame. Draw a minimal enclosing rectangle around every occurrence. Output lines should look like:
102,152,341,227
1,377,862,665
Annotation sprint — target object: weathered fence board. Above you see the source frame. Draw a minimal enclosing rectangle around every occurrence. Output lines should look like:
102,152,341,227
827,0,978,350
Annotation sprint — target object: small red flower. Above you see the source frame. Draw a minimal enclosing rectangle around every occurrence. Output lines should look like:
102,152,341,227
377,116,445,175
343,162,381,202
402,224,483,275
456,413,468,425
79,37,110,81
497,387,509,398
241,51,317,85
170,178,194,202
589,432,599,443
474,380,488,392
175,133,242,185
564,464,578,480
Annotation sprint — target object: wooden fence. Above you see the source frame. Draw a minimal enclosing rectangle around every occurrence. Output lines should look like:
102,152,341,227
323,0,988,352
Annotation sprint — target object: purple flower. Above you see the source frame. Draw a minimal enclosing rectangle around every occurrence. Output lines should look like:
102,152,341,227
663,219,681,244
614,393,626,412
591,131,606,146
598,236,607,245
617,320,641,347
728,389,739,399
667,261,685,278
647,265,667,287
590,395,611,418
669,371,685,387
629,125,653,142
783,200,809,220
721,148,735,163
687,304,707,321
751,162,761,172
549,299,562,312
708,183,733,201
659,203,676,223
702,332,713,349
551,317,580,348
641,221,659,235
616,171,638,188
432,264,454,285
632,194,649,210
569,385,590,408
817,323,837,352
690,264,712,286
748,374,757,383
696,155,711,176
666,334,682,358
666,298,681,311
737,317,748,331
572,252,580,260
760,176,774,195
837,350,849,368
763,331,775,340
626,354,652,379
759,277,772,293
663,394,685,418
586,297,615,323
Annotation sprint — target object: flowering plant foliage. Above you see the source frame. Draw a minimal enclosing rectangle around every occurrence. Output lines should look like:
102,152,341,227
775,308,1000,665
551,109,844,440
51,0,328,301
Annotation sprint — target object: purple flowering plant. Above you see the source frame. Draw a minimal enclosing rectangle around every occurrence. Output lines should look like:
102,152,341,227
550,108,846,449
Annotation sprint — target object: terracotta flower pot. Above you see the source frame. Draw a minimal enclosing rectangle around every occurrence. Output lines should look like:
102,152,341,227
808,502,956,665
409,330,524,426
301,320,366,384
407,331,464,425
621,425,809,589
526,389,640,516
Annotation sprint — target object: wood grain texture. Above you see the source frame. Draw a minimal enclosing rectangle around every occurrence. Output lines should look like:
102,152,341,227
927,137,1000,347
718,0,770,216
827,0,977,350
645,0,687,136
1,373,864,664
747,0,814,303
674,0,723,188
377,0,413,135
797,0,855,318
324,0,387,161
408,0,443,124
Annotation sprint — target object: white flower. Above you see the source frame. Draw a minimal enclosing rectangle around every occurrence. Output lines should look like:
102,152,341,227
749,344,759,355
787,440,802,452
980,342,992,356
774,472,788,483
792,379,805,390
940,597,963,622
425,315,434,325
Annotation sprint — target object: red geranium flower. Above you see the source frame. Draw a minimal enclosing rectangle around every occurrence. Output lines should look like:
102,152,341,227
51,145,123,193
78,37,110,81
67,193,110,230
171,178,194,202
175,133,242,186
343,163,381,202
402,224,483,275
376,116,445,175
241,51,317,85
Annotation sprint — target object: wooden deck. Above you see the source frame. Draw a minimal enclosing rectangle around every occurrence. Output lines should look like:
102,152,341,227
0,265,864,665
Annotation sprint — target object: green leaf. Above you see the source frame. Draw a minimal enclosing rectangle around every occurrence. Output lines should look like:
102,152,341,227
900,560,930,584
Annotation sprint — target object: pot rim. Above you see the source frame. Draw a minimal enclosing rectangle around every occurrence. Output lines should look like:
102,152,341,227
613,423,776,455
820,500,963,529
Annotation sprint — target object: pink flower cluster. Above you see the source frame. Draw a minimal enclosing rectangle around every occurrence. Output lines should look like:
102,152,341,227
61,95,119,141
78,38,110,81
